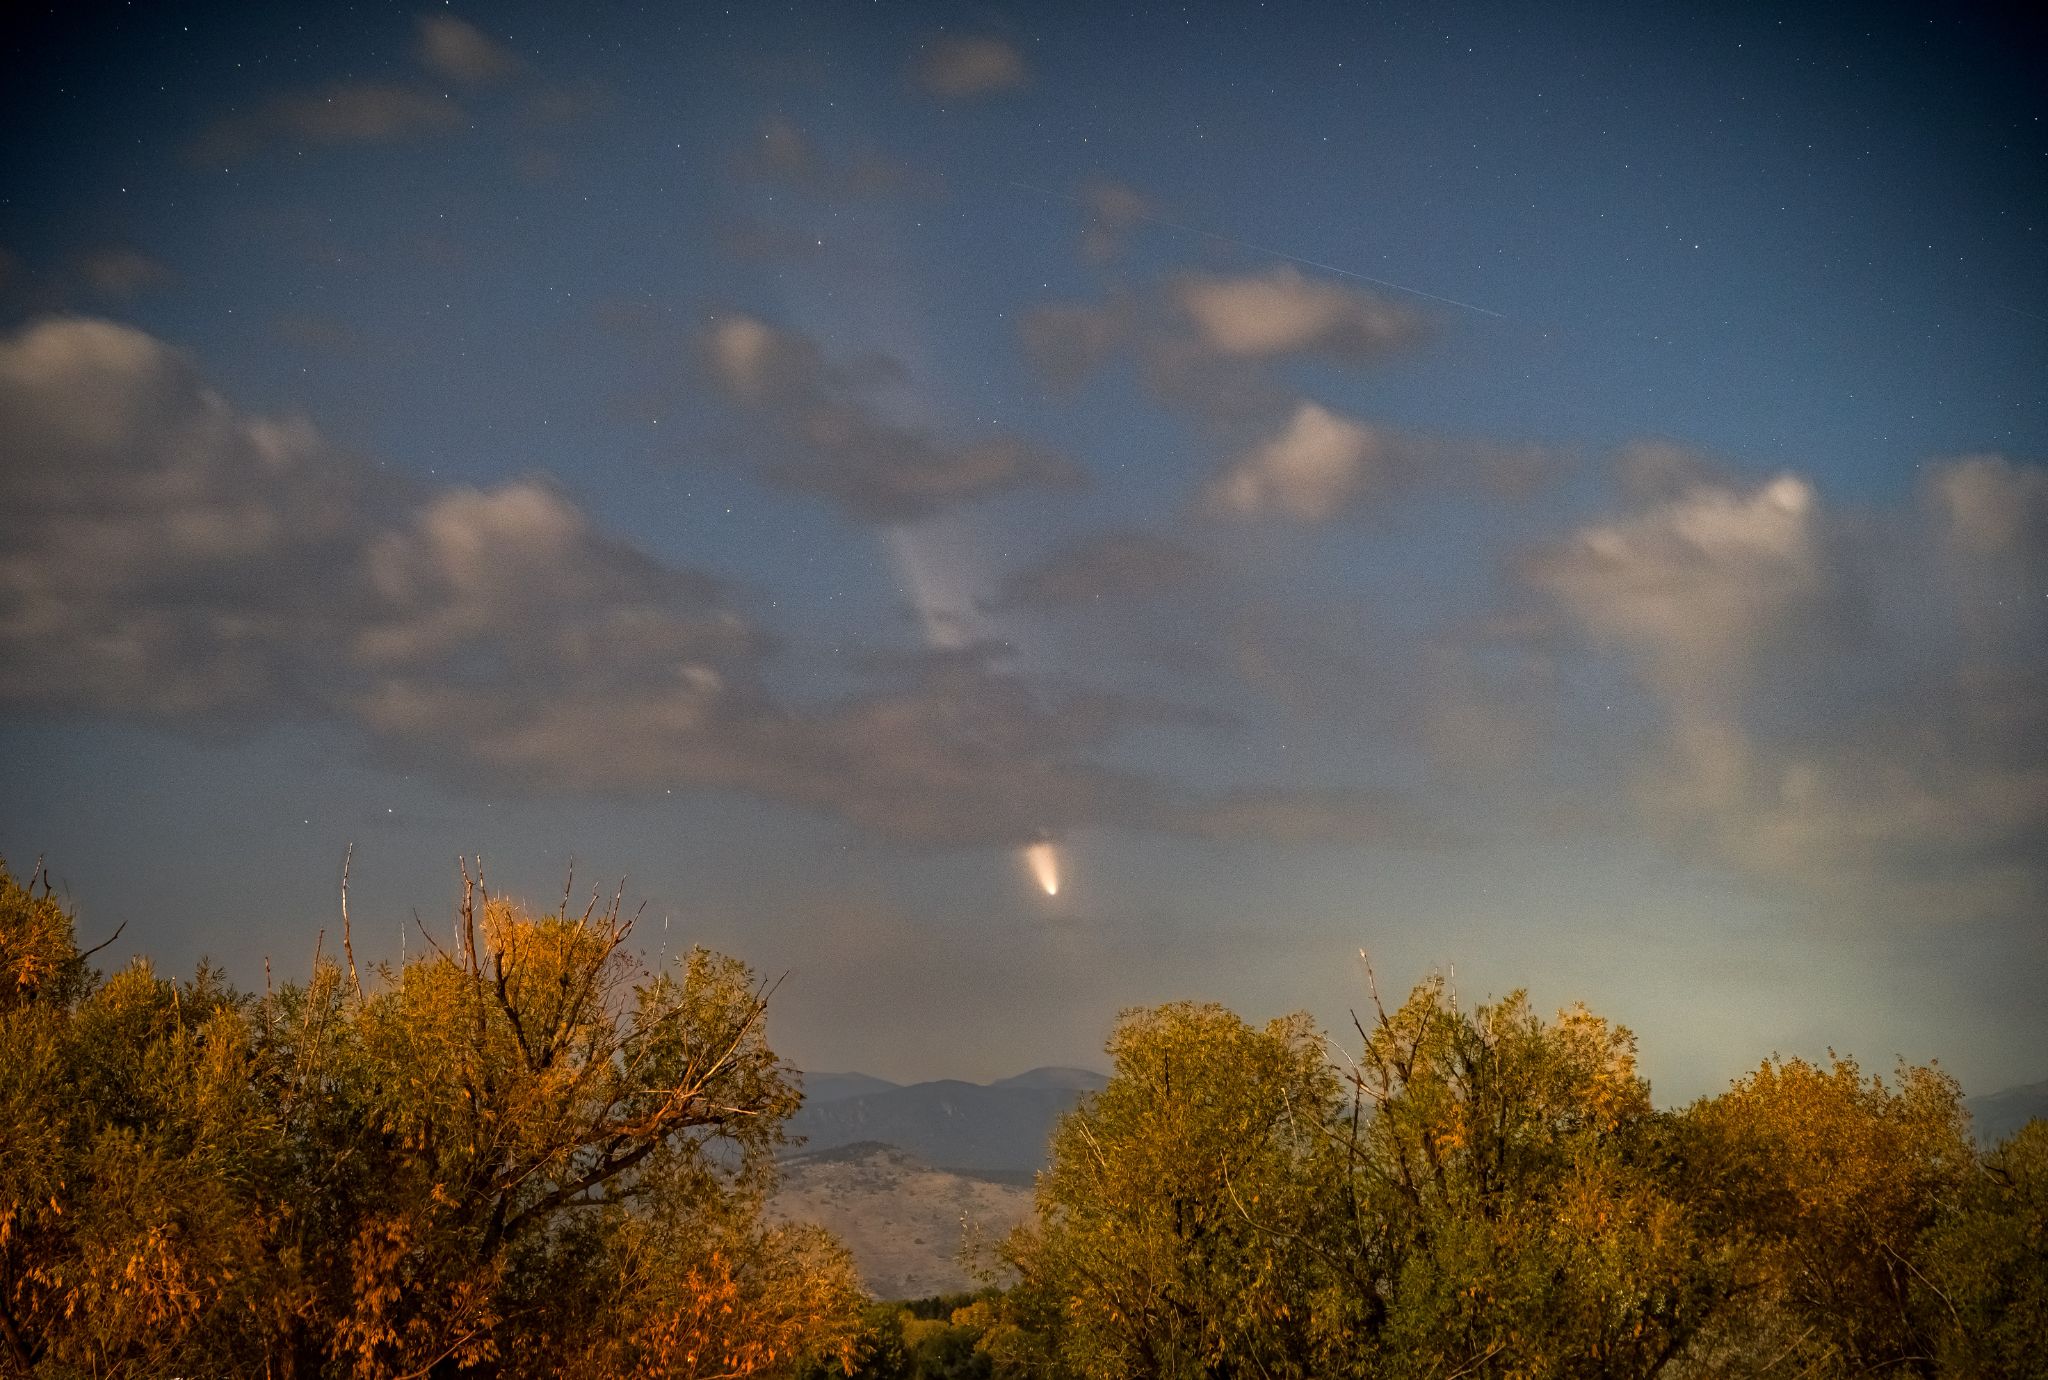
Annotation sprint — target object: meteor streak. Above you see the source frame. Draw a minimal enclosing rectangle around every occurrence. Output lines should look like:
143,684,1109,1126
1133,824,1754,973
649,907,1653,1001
1024,840,1061,896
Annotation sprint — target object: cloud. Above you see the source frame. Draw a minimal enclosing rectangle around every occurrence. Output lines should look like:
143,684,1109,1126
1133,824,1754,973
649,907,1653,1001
1158,787,1449,848
70,248,173,301
1173,265,1425,362
1204,402,1392,522
1201,401,1555,523
1526,473,1827,691
2,317,1423,852
0,318,384,716
914,35,1030,99
1522,465,2048,920
1077,177,1153,264
736,117,921,200
1932,454,2048,567
189,81,463,161
1019,268,1431,418
703,314,1083,522
414,14,525,86
991,531,1204,609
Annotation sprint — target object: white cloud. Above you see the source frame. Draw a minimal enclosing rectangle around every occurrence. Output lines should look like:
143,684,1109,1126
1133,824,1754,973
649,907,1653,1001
1174,265,1423,361
1524,464,2048,920
1527,473,1823,689
1204,402,1392,522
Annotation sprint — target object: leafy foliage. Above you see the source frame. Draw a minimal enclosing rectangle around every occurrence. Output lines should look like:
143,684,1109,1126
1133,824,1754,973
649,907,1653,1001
0,860,862,1378
1008,964,2045,1380
1009,1003,1336,1378
4,857,2043,1379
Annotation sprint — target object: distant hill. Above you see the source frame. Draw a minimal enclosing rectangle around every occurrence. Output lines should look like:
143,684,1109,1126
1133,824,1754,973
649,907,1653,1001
768,1142,1033,1299
787,1067,1108,1175
1967,1079,2048,1147
991,1066,1110,1091
800,1071,901,1105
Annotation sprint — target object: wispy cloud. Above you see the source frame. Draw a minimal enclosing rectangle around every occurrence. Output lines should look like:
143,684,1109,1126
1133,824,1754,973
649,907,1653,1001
989,531,1205,610
736,116,924,200
70,247,173,301
913,35,1030,99
702,314,1083,522
0,317,1427,852
1523,466,2048,919
189,81,464,162
414,14,525,86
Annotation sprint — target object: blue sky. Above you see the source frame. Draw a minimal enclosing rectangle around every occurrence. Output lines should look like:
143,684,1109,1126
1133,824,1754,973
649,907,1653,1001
2,0,2043,1100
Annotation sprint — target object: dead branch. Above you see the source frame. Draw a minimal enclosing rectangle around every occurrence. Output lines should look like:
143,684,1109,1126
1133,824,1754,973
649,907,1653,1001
76,919,129,963
340,843,361,998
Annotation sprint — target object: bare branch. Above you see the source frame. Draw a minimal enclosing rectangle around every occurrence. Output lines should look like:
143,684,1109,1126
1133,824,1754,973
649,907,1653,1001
76,918,129,963
340,842,361,998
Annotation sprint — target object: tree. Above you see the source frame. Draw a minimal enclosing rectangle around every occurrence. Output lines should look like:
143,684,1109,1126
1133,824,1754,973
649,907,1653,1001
1920,1119,2048,1378
1012,975,1728,1380
0,858,863,1377
1672,1053,1976,1377
1329,971,1720,1379
1007,1002,1339,1380
0,860,276,1377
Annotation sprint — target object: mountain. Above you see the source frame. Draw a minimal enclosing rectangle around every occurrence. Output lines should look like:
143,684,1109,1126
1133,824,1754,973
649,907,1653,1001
1967,1079,2048,1147
800,1071,901,1105
992,1066,1112,1091
787,1068,1108,1175
768,1142,1033,1299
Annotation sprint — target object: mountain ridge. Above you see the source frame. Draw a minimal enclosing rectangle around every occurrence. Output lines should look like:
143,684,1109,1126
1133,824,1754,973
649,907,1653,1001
788,1067,1109,1175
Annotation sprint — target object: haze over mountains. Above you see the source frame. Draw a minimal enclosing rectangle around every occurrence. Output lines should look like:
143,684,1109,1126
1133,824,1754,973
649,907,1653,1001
790,1067,1110,1176
1967,1080,2048,1147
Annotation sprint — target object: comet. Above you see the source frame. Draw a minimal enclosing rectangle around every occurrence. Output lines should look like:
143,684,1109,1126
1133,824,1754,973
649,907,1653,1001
1024,840,1061,896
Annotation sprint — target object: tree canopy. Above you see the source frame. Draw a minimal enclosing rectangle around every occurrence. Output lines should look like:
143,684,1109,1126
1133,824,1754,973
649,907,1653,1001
0,859,863,1378
995,966,2046,1380
4,859,2043,1379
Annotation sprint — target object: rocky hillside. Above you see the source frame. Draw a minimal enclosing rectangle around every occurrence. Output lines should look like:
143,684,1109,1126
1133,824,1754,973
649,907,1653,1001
767,1142,1035,1299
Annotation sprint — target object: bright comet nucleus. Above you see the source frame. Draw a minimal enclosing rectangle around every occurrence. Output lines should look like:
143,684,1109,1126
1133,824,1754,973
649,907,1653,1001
1024,841,1060,896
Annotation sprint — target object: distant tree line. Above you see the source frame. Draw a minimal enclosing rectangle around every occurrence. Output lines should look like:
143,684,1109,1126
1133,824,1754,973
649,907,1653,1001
3,859,2043,1378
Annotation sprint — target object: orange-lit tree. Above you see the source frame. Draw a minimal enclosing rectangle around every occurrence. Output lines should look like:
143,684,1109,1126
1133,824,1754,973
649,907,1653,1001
0,859,863,1378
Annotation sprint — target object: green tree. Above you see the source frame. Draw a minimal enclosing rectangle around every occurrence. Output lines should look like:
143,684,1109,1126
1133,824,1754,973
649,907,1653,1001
1012,976,1727,1379
1007,1002,1338,1379
1330,972,1719,1378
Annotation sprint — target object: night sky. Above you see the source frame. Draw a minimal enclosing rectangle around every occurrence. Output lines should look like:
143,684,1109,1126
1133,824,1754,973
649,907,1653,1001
3,1,2043,1100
